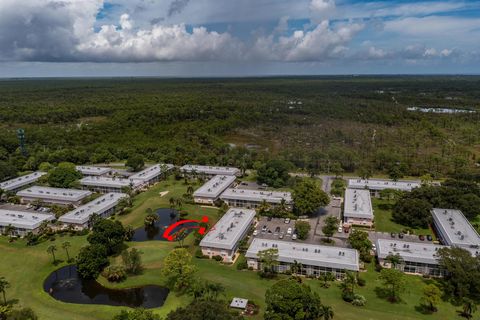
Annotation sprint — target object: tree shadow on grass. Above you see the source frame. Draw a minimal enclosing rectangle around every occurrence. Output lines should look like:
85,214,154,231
414,304,436,315
374,287,403,303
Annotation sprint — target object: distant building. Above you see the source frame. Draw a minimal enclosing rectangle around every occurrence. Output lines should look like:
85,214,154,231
245,239,359,279
129,164,174,186
343,188,373,227
347,178,420,197
0,171,47,193
17,186,91,206
59,193,128,228
193,175,236,205
0,209,55,237
200,208,256,262
376,239,446,277
75,166,112,176
220,188,292,210
432,208,480,249
80,176,140,193
181,164,241,177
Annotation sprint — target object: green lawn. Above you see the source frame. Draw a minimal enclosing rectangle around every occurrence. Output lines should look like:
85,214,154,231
373,198,434,237
0,177,467,320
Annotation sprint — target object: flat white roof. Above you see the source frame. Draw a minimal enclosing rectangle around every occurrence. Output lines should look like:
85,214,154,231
376,239,445,265
130,164,174,182
0,171,47,192
200,208,256,250
348,178,420,192
221,188,292,204
230,298,248,309
17,186,91,202
344,188,373,219
181,164,240,176
80,176,141,189
0,209,55,230
76,166,112,176
246,238,359,271
193,175,236,199
59,193,128,225
432,208,480,248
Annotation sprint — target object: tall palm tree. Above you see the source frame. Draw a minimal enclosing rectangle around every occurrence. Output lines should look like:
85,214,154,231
186,185,194,196
290,260,302,275
47,245,57,264
320,305,334,320
169,197,176,209
340,271,357,294
0,277,10,305
62,241,71,262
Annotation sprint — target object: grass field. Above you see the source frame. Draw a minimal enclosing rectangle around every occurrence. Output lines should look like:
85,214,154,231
0,177,468,320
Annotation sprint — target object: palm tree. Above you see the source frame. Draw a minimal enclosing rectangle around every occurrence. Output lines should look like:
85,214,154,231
461,298,477,319
47,245,57,264
0,277,10,305
144,213,158,227
62,241,71,262
320,305,334,320
290,260,302,275
340,271,357,294
319,272,335,288
258,200,271,215
88,213,100,228
175,198,183,210
186,185,194,196
169,197,176,209
3,224,14,237
385,253,403,269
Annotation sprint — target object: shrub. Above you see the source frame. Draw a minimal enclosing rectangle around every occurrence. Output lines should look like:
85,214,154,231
102,265,127,282
236,257,248,270
195,248,205,259
342,291,355,303
352,294,367,306
357,277,366,287
213,255,223,261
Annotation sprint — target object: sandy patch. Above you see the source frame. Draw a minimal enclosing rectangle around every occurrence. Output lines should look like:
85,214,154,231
159,191,169,197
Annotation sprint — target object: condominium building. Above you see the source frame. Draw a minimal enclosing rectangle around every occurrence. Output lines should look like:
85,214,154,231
59,193,128,228
75,166,112,176
181,164,241,177
220,188,292,210
17,186,92,206
0,171,47,193
376,239,446,277
432,208,480,249
200,208,256,262
245,239,359,279
343,188,373,227
0,209,55,237
129,164,174,186
348,178,420,197
193,175,236,205
80,176,141,193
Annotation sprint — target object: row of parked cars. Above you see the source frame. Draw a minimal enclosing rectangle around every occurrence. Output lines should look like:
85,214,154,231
254,224,298,240
390,232,433,241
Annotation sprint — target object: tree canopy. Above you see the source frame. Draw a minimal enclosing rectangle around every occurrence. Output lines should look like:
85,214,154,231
161,248,197,292
166,300,243,320
256,160,292,188
47,162,82,188
293,180,329,216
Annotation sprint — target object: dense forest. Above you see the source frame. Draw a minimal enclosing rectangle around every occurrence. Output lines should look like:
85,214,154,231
0,76,479,181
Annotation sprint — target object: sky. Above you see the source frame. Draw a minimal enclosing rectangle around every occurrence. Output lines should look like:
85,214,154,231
0,0,479,77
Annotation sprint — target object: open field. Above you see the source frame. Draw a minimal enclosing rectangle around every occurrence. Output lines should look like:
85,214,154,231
0,177,469,320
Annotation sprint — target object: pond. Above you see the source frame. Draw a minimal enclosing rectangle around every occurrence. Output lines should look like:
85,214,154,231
43,265,169,308
131,208,196,241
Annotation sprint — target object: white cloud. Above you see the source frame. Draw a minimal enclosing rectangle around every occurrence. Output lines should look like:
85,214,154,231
310,0,336,21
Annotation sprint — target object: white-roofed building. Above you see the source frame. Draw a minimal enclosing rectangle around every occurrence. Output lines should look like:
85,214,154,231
129,164,174,186
230,298,248,310
0,209,55,236
200,208,256,262
343,188,373,227
348,178,420,197
59,193,128,228
80,176,141,193
193,175,236,205
376,239,447,277
75,166,112,176
245,239,359,279
0,171,47,193
220,188,292,210
17,186,91,206
432,208,480,249
181,164,241,177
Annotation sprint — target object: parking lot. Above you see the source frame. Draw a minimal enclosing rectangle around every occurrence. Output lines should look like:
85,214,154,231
0,203,51,214
254,216,298,241
368,230,437,244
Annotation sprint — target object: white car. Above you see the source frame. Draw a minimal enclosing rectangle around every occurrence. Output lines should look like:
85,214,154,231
284,218,290,224
338,226,343,233
292,234,297,240
287,227,293,235
253,230,258,236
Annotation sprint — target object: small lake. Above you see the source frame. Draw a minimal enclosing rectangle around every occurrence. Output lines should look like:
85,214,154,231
43,265,169,308
131,208,196,241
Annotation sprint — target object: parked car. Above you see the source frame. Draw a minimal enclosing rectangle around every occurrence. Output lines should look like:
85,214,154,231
267,216,273,221
338,226,343,233
279,232,284,239
390,232,396,238
419,235,425,241
267,229,272,234
284,218,291,224
253,230,258,236
427,235,433,241
398,233,404,239
274,226,281,235
292,234,297,240
372,244,377,251
287,227,293,235
262,225,267,233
